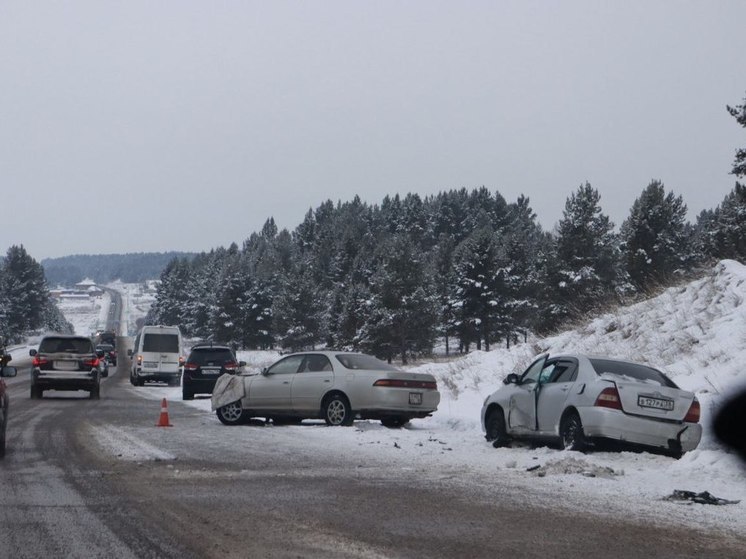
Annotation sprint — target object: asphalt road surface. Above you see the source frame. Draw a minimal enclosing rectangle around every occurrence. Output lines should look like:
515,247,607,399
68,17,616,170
1,351,745,559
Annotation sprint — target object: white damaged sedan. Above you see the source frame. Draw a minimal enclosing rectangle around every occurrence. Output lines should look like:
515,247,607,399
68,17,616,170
212,351,440,428
481,354,702,458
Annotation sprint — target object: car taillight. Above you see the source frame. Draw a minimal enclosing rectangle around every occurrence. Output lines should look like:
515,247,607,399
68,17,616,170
684,398,700,423
594,387,623,410
83,357,100,367
373,378,437,390
32,356,48,367
223,361,238,371
184,362,198,371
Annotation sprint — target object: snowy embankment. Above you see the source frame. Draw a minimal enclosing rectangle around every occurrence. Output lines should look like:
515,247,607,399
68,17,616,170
100,262,746,535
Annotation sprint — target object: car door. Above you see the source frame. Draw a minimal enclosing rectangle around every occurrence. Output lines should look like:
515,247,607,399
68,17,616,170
507,355,547,433
535,359,579,435
291,354,334,412
248,355,303,410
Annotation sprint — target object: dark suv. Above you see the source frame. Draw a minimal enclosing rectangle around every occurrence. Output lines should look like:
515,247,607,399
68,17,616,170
182,344,244,400
30,335,105,399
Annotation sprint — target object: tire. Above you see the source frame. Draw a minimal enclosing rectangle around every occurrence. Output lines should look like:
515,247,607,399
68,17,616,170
0,431,5,459
182,386,194,400
169,377,180,387
216,402,245,425
485,408,509,447
381,417,409,428
560,412,587,451
30,385,42,399
90,384,100,399
323,393,353,426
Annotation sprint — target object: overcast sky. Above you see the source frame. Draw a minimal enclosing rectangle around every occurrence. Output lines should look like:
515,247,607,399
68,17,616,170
1,1,745,260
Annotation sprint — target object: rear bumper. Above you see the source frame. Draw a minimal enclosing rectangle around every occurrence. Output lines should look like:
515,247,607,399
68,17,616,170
135,369,181,382
356,389,440,419
183,375,220,393
33,370,99,391
580,407,702,452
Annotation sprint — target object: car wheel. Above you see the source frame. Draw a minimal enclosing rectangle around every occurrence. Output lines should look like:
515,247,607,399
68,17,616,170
0,431,5,459
182,386,194,400
90,384,100,399
216,402,245,425
323,394,353,426
561,412,587,451
30,385,42,399
169,377,180,387
381,417,409,428
485,408,509,446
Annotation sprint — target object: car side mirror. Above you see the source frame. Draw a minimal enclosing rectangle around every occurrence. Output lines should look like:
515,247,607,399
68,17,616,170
1,366,17,378
239,361,246,367
29,349,37,357
261,367,269,376
503,373,519,385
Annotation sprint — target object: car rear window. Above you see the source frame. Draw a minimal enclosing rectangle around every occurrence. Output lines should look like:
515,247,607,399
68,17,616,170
589,358,678,388
143,333,179,353
39,337,94,354
189,348,234,364
334,354,398,371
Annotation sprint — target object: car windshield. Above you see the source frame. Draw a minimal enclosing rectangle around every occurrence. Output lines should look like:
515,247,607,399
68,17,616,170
189,349,234,365
143,333,179,353
334,354,398,371
589,358,678,388
39,337,93,354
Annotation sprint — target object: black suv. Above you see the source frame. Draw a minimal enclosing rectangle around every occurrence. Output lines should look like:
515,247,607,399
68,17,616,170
29,335,105,399
182,344,245,400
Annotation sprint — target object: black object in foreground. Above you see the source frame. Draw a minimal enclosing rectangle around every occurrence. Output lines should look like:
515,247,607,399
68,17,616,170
713,389,746,463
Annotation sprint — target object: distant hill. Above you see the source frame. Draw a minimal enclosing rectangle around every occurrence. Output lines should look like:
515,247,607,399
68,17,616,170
42,252,196,286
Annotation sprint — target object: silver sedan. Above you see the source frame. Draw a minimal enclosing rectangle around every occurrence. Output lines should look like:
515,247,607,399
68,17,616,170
212,351,440,428
481,353,702,458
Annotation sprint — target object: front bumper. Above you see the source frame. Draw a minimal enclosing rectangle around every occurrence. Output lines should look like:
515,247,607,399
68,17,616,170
580,407,702,452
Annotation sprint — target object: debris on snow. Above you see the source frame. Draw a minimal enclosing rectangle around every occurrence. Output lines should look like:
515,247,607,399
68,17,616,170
528,457,622,478
663,490,741,506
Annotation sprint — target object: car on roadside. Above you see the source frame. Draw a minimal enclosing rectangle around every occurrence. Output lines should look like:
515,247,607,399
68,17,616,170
182,343,245,400
212,351,440,428
29,335,105,399
1,361,19,458
480,353,702,458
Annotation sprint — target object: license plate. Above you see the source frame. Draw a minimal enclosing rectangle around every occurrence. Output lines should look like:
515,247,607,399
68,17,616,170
638,396,674,411
54,360,78,370
409,392,422,405
202,368,220,375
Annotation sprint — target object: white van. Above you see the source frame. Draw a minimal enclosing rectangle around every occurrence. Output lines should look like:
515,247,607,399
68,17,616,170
128,325,183,386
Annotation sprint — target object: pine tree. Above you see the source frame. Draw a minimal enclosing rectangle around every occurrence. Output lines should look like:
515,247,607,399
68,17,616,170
359,236,437,363
0,245,49,339
451,226,503,351
619,181,690,289
553,183,619,318
727,93,746,179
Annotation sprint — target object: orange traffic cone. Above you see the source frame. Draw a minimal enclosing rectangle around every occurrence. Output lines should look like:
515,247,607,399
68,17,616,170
156,397,173,427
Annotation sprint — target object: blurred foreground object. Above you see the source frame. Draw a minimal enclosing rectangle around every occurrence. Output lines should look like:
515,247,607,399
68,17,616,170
714,389,746,463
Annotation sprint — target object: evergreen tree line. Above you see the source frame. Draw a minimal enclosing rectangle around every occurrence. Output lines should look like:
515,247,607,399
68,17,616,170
147,93,746,362
145,180,742,362
0,246,73,343
42,251,197,286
